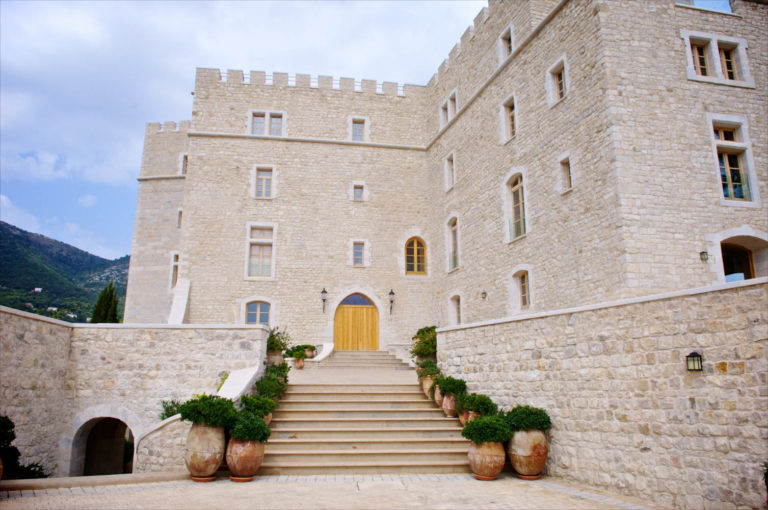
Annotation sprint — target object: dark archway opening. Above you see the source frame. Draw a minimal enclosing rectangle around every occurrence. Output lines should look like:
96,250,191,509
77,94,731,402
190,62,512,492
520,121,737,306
78,418,134,476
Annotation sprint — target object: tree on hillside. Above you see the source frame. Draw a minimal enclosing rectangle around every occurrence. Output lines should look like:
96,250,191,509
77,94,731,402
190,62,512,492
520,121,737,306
92,281,119,323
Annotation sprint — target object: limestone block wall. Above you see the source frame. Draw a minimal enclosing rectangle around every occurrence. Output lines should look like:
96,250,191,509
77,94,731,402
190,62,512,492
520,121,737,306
134,417,190,473
600,0,768,294
0,309,74,475
0,306,267,477
437,279,768,510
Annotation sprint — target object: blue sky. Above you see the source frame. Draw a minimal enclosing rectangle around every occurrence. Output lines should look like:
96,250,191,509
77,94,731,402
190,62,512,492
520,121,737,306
0,0,485,259
0,0,731,259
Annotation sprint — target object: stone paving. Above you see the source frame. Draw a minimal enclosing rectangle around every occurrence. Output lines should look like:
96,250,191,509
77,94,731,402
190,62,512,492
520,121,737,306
0,473,667,510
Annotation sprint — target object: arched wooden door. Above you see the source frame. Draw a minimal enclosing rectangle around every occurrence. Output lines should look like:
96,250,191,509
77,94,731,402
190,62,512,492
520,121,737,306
334,293,379,350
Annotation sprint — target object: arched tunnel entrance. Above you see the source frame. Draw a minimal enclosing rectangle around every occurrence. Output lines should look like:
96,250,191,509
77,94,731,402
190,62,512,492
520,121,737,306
71,418,134,476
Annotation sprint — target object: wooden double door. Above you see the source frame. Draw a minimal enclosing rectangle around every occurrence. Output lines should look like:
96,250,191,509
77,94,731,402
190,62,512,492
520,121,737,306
333,293,379,350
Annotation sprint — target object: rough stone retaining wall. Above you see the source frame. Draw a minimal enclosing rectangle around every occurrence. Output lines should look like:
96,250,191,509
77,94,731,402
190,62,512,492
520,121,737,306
134,417,190,472
0,306,267,477
437,280,768,510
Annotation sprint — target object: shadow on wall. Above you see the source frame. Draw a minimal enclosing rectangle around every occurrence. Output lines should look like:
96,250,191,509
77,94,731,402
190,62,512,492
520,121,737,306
70,418,134,476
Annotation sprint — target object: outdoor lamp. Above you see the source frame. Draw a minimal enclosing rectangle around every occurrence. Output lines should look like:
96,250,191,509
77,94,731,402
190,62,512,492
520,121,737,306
686,351,703,371
321,288,328,312
389,289,395,314
699,251,709,262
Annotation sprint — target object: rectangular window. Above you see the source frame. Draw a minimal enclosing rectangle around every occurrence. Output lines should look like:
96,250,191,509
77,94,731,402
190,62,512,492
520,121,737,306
253,113,265,135
506,100,516,138
177,209,183,228
352,120,365,141
509,175,526,239
440,91,458,127
547,57,568,106
555,69,566,100
445,153,455,190
171,254,180,287
353,185,364,201
353,242,364,266
692,43,709,76
561,158,572,190
519,272,529,309
248,226,274,277
710,116,756,205
719,47,737,80
246,301,270,325
449,219,459,270
269,114,283,136
181,154,188,175
681,31,753,88
718,152,747,200
256,168,272,198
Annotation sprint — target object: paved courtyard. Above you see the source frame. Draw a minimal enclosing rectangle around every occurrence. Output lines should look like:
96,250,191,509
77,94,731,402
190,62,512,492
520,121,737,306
1,472,666,510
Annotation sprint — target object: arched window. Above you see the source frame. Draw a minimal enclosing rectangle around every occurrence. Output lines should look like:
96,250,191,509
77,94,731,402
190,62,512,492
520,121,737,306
246,301,270,325
448,218,459,270
405,237,427,275
721,243,754,281
509,175,526,239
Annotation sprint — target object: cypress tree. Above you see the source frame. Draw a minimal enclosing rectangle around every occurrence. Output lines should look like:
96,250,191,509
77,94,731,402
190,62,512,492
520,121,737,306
92,281,119,323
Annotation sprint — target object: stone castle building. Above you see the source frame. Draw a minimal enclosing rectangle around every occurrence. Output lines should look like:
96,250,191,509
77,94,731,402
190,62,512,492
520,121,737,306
125,0,766,357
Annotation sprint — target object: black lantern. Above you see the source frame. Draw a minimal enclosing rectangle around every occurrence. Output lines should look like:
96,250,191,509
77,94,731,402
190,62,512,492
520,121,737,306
699,251,709,262
389,289,395,314
321,288,328,312
686,351,703,371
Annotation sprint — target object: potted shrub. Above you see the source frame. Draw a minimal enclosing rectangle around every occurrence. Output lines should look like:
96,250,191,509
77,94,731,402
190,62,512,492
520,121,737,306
457,393,498,426
438,376,467,418
179,394,237,482
429,376,445,407
502,405,552,480
255,375,287,402
461,415,512,480
293,344,316,359
292,348,307,369
225,410,271,482
410,326,437,362
266,327,291,366
264,362,289,384
240,394,277,426
416,360,441,398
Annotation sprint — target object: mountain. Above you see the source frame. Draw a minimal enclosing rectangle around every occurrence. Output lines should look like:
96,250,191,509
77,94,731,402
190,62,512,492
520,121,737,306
0,221,129,322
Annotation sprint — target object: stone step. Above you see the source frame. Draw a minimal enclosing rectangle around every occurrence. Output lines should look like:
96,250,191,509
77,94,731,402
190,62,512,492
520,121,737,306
262,449,468,464
259,459,471,476
269,428,465,440
287,384,419,393
281,391,424,401
270,417,461,429
277,399,436,410
272,408,447,419
266,438,470,451
315,363,410,369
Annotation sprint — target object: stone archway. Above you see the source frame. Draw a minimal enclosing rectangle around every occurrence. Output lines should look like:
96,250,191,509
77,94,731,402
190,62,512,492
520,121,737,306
71,418,134,476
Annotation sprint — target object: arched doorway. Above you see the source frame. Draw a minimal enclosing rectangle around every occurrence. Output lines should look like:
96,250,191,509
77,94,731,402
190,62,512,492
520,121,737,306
72,418,134,476
720,235,768,282
334,293,379,350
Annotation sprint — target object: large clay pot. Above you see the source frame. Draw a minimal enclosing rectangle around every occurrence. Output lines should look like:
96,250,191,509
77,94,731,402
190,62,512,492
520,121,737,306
185,423,226,482
433,385,443,407
225,439,266,482
263,413,273,426
305,348,315,359
459,409,469,426
295,358,305,369
267,351,284,366
508,430,548,480
441,393,457,417
421,376,434,398
467,411,480,423
468,442,506,481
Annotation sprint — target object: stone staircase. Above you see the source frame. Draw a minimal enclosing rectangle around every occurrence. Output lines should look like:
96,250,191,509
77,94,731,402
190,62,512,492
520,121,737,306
261,351,470,475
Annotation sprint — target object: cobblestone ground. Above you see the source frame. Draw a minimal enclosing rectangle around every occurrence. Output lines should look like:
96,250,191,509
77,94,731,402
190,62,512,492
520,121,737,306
0,473,666,510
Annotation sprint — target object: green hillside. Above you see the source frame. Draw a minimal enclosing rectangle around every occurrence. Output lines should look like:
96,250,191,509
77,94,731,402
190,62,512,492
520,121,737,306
0,221,129,322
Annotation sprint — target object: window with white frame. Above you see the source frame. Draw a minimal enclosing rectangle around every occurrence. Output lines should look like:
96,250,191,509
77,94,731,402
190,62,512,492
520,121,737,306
680,30,754,88
546,56,569,106
509,175,526,240
509,267,532,313
252,167,274,199
447,217,459,271
351,183,367,201
444,152,456,190
352,119,365,141
497,24,514,64
708,115,758,205
247,224,275,278
170,253,180,288
439,90,458,128
250,111,286,136
246,301,270,325
500,94,517,142
349,240,369,267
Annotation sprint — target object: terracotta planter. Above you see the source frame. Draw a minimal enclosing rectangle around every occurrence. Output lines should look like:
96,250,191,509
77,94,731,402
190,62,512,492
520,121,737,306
184,423,225,482
263,412,272,426
507,430,548,480
295,358,305,369
305,348,315,359
467,410,480,423
459,409,469,426
267,351,284,366
441,393,457,417
225,439,266,482
468,442,506,481
421,376,434,398
433,385,443,407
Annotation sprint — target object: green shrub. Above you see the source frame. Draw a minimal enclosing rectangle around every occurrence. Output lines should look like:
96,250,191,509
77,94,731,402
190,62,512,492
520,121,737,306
502,405,552,432
264,362,289,382
438,376,467,397
239,394,277,418
266,327,291,352
410,326,437,360
416,362,441,378
229,411,271,442
178,394,237,427
255,376,286,400
0,415,48,479
159,399,182,420
461,415,512,445
292,349,307,360
457,393,498,415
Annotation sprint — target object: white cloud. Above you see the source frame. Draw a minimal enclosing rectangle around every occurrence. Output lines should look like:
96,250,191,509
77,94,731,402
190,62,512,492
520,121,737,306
78,194,97,208
0,194,41,232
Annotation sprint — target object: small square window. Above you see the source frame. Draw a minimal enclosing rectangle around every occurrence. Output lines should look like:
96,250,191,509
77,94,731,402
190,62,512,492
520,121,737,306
352,120,365,141
353,242,364,266
353,185,364,201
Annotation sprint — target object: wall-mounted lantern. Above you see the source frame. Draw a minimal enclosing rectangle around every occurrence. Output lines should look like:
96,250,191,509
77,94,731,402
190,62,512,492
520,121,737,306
389,289,395,314
481,291,488,300
699,251,709,262
321,288,328,312
686,351,703,371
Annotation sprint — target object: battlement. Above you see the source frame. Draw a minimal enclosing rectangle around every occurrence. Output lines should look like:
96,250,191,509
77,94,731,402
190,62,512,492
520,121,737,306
145,120,191,135
195,68,427,97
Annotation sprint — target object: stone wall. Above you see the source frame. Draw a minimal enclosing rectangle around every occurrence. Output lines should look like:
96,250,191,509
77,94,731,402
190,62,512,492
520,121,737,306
437,279,768,509
0,306,267,477
134,417,190,472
